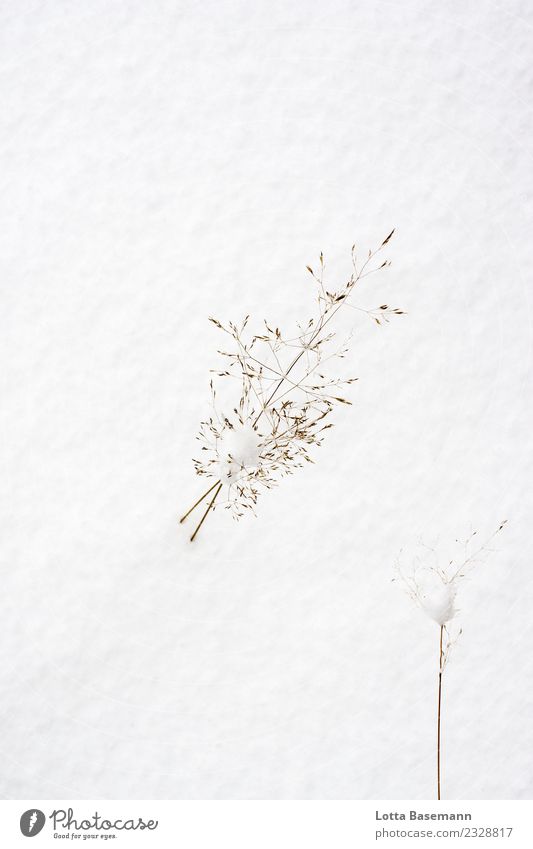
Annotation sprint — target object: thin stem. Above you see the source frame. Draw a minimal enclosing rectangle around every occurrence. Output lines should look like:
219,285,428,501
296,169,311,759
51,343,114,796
437,624,443,801
190,482,222,542
179,480,221,524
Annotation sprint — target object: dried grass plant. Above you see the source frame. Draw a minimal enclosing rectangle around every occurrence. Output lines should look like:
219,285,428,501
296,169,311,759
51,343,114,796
395,520,507,799
180,231,404,541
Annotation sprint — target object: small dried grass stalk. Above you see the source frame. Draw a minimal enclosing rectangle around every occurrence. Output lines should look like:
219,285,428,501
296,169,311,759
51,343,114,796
395,519,507,799
181,231,403,540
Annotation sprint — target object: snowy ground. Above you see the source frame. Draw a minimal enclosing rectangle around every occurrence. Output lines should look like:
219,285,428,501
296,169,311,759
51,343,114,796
1,0,532,799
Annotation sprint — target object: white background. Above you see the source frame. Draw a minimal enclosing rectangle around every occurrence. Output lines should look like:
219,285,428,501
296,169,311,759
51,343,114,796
1,0,532,800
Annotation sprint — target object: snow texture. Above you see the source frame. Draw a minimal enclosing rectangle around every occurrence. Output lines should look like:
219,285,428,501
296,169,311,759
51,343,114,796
1,0,532,800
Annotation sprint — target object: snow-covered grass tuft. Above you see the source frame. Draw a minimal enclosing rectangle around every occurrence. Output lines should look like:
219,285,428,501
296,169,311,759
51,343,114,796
180,231,404,540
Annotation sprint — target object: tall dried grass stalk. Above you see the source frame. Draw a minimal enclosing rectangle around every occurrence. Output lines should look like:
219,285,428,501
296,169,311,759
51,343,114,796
181,231,403,540
396,520,507,799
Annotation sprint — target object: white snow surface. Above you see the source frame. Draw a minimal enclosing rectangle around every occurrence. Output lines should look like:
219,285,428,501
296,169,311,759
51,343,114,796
1,0,532,800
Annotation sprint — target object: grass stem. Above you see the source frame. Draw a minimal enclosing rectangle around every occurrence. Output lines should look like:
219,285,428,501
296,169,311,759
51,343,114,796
179,480,221,524
190,482,222,542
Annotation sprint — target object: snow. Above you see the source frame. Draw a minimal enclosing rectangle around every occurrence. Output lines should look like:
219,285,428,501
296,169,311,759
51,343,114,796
1,0,532,800
217,423,263,484
418,579,457,628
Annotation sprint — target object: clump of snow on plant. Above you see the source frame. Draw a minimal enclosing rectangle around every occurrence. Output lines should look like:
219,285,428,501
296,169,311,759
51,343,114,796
417,573,457,626
217,423,264,483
